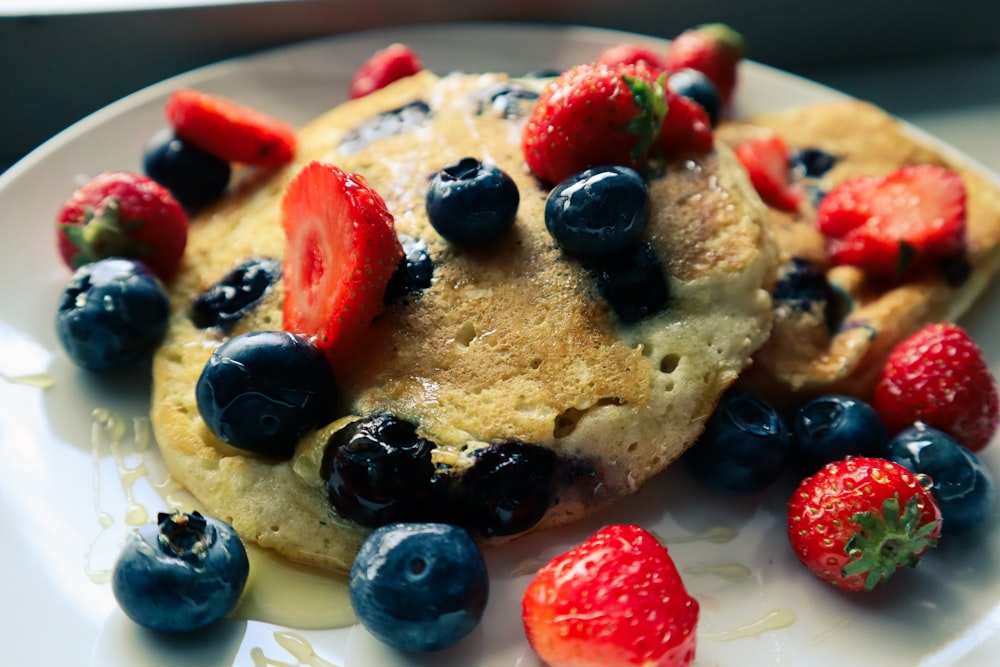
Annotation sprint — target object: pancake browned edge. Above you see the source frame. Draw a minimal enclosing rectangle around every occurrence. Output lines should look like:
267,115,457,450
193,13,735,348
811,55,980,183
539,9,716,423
150,70,776,572
718,99,1000,409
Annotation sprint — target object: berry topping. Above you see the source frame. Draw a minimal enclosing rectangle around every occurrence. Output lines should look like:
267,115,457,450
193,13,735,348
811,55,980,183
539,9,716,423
349,43,424,99
189,257,281,329
425,157,520,246
886,422,997,533
594,43,667,70
787,456,942,592
281,161,403,361
790,394,886,474
195,330,338,458
733,134,804,212
112,511,249,632
816,164,967,278
584,241,670,323
522,524,698,667
683,389,790,494
872,322,999,451
664,23,745,106
658,89,715,156
666,67,722,126
165,88,296,167
772,257,845,326
338,101,431,154
320,414,437,527
791,146,837,178
55,257,170,372
56,171,189,281
544,165,650,257
350,523,489,652
472,80,540,118
142,128,231,209
383,233,434,303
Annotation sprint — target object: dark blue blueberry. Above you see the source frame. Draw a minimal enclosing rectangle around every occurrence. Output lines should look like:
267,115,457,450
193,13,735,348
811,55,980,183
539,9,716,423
585,241,670,324
426,157,519,246
940,255,972,287
773,257,829,310
544,165,650,257
55,257,170,372
473,80,540,118
195,330,338,458
384,234,434,303
112,511,249,632
791,147,837,178
339,101,431,154
667,68,722,127
791,394,886,474
143,128,231,209
190,258,281,329
886,423,997,533
321,414,438,527
459,441,556,537
350,523,489,652
684,390,791,494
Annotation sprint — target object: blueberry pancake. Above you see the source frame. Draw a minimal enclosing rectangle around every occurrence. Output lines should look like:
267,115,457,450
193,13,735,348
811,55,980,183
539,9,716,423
717,99,1000,408
150,70,775,572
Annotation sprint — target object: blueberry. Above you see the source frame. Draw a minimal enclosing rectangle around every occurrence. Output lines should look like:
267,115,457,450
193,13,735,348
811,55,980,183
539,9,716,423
773,257,829,310
190,257,281,329
195,330,338,458
667,68,721,126
684,390,791,494
886,423,997,533
458,441,557,537
791,394,886,474
544,165,650,257
383,234,434,303
320,414,438,527
350,523,488,652
55,257,170,371
585,241,670,323
339,101,431,154
143,128,231,209
112,511,249,632
472,81,540,118
426,157,520,246
791,147,837,178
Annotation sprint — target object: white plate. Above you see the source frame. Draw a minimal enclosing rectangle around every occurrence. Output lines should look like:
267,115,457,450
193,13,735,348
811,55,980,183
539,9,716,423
2,22,999,667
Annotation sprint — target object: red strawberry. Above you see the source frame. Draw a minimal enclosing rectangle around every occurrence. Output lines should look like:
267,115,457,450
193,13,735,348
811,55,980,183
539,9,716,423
659,91,714,157
281,161,403,361
522,63,667,184
595,43,667,71
522,524,698,667
873,322,999,451
733,134,803,211
664,23,745,105
165,88,296,166
56,171,188,280
816,164,967,278
788,456,942,592
349,43,424,99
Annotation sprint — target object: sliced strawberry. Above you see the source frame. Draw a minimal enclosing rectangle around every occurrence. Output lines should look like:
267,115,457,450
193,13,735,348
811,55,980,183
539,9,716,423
281,161,403,361
659,91,714,156
817,164,967,278
349,43,424,99
733,134,803,212
165,88,296,166
595,43,666,71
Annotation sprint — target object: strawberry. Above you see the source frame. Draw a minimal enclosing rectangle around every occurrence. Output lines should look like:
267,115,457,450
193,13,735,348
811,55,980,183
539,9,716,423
659,91,714,157
281,161,403,361
733,134,803,211
816,164,967,278
349,43,424,99
56,171,188,281
521,62,667,184
595,43,667,71
664,23,745,106
165,88,296,166
787,456,942,592
873,322,999,451
522,524,698,667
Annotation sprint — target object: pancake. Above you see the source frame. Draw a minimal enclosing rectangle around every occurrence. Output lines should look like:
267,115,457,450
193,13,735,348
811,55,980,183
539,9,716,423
717,99,1000,408
150,70,776,571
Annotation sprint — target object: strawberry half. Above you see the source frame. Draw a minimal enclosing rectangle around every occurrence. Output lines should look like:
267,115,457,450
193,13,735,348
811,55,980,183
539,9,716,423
522,524,698,667
349,43,424,99
165,88,297,166
816,164,967,278
281,161,403,361
664,23,745,106
733,134,803,212
873,322,999,451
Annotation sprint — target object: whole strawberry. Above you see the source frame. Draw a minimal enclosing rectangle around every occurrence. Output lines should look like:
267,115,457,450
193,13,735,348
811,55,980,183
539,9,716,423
595,43,667,71
350,43,424,99
873,322,999,451
522,524,698,667
664,23,745,106
788,456,942,592
56,171,188,281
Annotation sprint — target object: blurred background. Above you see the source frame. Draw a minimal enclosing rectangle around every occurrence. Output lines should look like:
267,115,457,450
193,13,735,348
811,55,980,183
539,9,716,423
2,0,999,171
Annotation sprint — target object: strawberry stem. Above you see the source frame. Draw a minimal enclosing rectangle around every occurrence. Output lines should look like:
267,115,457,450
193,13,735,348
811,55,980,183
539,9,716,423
60,198,153,266
621,73,668,162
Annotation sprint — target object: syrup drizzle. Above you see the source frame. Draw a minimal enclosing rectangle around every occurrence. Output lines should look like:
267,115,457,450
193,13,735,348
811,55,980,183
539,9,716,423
249,631,340,667
683,562,752,582
703,608,798,641
0,370,55,388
